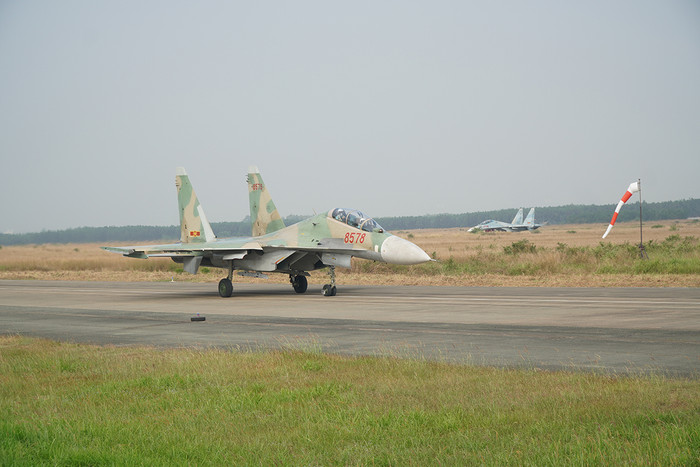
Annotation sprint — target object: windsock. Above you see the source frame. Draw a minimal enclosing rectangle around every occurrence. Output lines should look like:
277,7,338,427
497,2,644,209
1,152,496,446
602,181,640,239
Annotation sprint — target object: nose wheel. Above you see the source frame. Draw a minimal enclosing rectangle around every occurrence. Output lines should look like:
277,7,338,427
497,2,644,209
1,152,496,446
322,266,337,296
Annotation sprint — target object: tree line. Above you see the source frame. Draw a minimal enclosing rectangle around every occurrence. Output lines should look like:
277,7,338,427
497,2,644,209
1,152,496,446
377,199,700,231
2,199,698,246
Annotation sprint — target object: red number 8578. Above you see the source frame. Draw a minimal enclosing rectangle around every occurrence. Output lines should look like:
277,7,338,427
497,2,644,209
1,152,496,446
344,232,366,243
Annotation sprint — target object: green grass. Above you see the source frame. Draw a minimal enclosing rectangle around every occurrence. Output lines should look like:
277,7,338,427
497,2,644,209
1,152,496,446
439,235,700,277
1,336,698,465
355,234,700,279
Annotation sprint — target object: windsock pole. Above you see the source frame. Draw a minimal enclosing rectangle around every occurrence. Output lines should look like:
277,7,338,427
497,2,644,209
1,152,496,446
639,178,643,245
638,179,648,259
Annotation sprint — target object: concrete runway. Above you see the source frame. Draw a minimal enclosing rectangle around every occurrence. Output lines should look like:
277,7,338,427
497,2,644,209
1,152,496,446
1,280,698,376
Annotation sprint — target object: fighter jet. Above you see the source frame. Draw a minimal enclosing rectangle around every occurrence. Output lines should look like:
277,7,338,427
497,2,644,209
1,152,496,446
102,167,431,297
468,208,541,232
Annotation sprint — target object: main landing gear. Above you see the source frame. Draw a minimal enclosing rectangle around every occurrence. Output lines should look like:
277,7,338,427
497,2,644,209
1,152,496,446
218,265,234,298
322,266,337,297
218,267,336,297
290,274,308,293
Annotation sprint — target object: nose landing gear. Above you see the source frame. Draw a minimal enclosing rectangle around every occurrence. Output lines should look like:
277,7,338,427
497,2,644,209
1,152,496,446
322,266,337,296
218,278,233,298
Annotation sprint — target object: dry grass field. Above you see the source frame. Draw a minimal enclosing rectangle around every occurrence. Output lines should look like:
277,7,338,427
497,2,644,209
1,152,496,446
413,220,690,256
1,219,699,287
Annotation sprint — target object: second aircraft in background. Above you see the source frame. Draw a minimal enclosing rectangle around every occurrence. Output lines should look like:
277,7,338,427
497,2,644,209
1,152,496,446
468,208,542,232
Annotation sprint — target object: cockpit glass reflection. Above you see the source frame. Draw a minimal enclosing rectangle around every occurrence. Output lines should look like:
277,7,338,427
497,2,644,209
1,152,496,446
331,208,384,233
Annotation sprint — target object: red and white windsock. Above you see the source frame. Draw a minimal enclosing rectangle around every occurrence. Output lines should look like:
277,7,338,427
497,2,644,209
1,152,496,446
602,181,640,239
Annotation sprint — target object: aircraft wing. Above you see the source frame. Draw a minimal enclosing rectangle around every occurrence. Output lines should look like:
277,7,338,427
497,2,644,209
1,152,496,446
102,242,266,275
103,241,355,259
101,242,263,259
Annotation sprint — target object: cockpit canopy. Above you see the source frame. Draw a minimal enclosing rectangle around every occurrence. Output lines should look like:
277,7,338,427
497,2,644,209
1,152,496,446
330,208,384,233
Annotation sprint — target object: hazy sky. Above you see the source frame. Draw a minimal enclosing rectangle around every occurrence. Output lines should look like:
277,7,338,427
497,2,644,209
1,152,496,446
1,1,699,233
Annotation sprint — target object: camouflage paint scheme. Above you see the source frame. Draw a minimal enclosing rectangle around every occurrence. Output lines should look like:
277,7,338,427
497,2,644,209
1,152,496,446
175,167,215,244
248,170,285,237
102,167,430,296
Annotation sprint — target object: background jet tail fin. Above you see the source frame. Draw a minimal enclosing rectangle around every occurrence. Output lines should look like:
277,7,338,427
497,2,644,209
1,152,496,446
175,167,216,243
524,208,536,226
512,208,524,225
247,166,285,236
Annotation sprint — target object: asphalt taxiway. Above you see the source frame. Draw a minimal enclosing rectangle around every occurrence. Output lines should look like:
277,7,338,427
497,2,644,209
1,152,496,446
1,280,698,376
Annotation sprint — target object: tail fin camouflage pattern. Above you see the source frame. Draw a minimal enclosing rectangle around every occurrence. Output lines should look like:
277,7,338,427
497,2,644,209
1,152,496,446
175,167,216,243
247,166,285,236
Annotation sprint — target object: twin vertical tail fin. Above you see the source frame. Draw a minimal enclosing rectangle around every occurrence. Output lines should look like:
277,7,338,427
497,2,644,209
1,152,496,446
175,167,216,243
524,208,535,227
247,166,285,236
174,166,284,242
511,208,524,225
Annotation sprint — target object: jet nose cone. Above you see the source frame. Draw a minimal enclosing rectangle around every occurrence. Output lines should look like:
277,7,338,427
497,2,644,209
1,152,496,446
380,235,431,265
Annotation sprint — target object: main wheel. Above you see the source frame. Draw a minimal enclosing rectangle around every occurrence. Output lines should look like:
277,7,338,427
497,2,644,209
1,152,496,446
291,275,308,293
218,278,233,298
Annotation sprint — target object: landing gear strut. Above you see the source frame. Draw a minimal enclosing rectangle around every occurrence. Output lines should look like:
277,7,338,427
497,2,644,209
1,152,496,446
322,266,337,297
290,274,308,293
218,264,234,298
